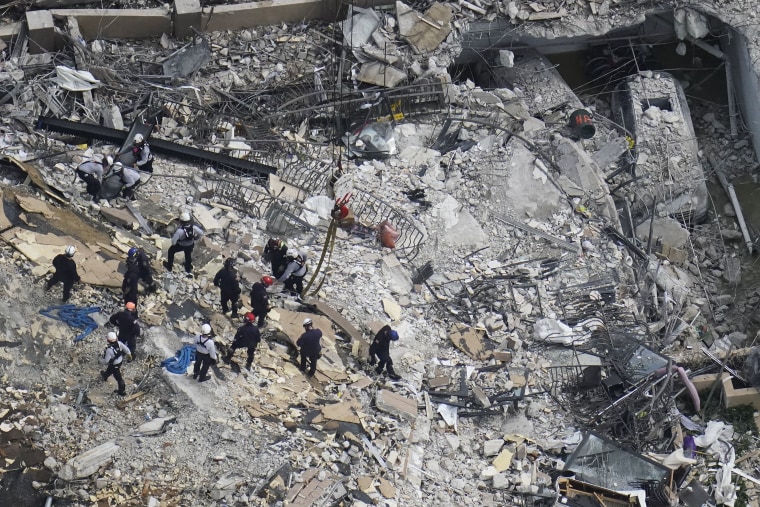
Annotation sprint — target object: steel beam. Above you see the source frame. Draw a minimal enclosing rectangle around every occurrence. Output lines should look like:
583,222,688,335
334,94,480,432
35,115,277,176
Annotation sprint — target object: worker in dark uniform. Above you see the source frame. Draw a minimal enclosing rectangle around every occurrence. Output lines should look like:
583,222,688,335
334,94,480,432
109,302,141,360
369,325,401,380
122,265,139,308
213,257,242,317
45,245,80,302
225,313,261,370
296,318,322,377
164,212,204,276
278,250,307,297
263,238,289,278
250,275,273,327
127,247,157,293
99,332,131,396
193,323,217,383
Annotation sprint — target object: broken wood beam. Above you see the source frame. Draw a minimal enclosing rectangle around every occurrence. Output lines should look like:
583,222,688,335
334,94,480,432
116,390,145,410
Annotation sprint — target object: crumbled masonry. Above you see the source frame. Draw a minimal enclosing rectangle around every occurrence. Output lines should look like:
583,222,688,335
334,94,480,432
3,1,760,507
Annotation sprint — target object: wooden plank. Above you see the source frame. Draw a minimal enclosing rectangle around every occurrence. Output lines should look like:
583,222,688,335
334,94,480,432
116,391,145,410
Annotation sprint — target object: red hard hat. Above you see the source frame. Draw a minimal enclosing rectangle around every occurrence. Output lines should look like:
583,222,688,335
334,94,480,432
244,312,256,323
262,275,274,286
338,205,349,219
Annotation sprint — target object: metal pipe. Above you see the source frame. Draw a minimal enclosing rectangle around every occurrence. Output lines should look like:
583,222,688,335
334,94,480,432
725,59,739,137
710,155,754,254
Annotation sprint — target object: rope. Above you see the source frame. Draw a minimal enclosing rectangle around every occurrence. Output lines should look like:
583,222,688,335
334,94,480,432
40,304,100,342
161,344,196,374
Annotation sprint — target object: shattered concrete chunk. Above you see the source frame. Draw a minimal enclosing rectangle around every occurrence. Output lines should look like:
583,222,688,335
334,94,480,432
58,441,119,480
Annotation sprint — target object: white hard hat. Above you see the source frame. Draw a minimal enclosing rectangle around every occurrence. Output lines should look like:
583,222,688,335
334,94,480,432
303,318,313,327
107,332,118,342
105,155,114,166
201,323,212,335
133,133,144,144
112,162,123,171
65,245,76,257
180,212,191,222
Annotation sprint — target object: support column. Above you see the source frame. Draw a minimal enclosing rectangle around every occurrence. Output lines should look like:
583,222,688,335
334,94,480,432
174,0,202,39
26,10,55,54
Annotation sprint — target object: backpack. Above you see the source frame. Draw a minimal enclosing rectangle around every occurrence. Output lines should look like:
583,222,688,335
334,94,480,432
183,224,197,241
106,344,123,364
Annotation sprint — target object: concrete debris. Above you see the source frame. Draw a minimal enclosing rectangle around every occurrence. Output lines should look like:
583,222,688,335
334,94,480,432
58,441,120,480
1,1,760,506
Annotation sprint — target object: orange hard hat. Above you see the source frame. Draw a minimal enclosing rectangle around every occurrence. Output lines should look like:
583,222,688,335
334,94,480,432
125,302,136,311
262,275,274,286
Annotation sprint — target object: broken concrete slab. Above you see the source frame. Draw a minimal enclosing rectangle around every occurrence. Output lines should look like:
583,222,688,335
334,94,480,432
321,398,362,424
4,156,65,203
356,62,407,88
2,227,121,287
192,202,229,235
58,440,119,480
492,447,514,472
100,205,139,230
402,2,453,54
635,217,689,264
133,416,176,436
433,195,487,246
382,297,402,321
448,323,492,361
376,389,417,420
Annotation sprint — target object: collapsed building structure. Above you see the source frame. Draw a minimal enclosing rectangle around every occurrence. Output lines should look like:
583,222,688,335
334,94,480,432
2,0,760,506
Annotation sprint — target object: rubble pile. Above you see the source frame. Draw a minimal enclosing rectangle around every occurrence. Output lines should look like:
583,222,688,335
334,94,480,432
3,1,760,507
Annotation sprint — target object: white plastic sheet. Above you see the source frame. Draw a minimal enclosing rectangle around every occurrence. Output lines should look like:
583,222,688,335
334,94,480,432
437,403,458,431
54,66,100,91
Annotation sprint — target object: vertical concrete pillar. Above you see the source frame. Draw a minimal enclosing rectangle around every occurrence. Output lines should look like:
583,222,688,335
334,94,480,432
174,0,202,40
26,10,55,54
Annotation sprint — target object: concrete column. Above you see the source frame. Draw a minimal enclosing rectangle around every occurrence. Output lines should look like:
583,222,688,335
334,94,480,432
174,0,202,40
26,10,55,54
0,23,21,49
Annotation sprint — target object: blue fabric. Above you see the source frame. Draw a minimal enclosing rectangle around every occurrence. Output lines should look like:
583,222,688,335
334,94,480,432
40,304,100,342
161,344,196,374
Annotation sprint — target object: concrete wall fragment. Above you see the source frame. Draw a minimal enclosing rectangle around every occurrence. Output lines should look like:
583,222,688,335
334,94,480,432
49,8,172,40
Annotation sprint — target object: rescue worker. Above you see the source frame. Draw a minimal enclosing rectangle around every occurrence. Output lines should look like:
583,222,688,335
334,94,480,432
122,265,139,308
75,155,111,199
45,245,80,302
213,257,241,317
250,275,273,327
127,247,157,292
109,302,141,359
263,238,289,278
296,318,322,377
369,325,401,380
193,323,217,383
225,312,261,370
131,133,154,173
278,250,307,297
111,162,140,201
99,332,131,396
164,212,204,275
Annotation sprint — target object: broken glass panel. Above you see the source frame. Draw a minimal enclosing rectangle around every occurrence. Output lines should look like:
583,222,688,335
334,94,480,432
564,432,670,492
